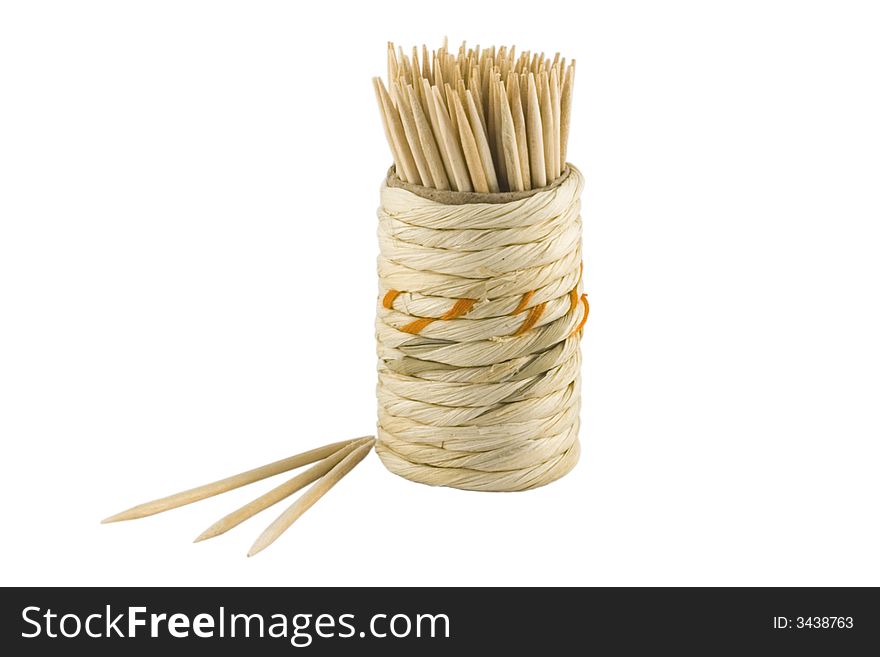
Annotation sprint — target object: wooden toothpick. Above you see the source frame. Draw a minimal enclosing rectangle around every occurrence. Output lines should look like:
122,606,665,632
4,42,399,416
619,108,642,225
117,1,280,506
374,78,419,183
468,68,488,136
490,75,507,189
540,71,556,183
499,80,524,192
550,66,562,177
508,74,531,190
432,86,472,192
526,73,547,188
464,89,499,192
387,42,398,90
421,78,457,188
409,84,450,190
560,60,575,165
452,92,489,193
372,78,405,179
394,82,434,188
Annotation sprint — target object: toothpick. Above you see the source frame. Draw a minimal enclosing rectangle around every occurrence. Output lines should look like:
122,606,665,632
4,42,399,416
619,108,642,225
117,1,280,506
372,78,405,179
550,67,562,177
409,84,450,190
248,441,375,556
398,49,411,85
434,56,445,94
450,65,461,89
508,74,531,190
422,78,456,188
393,82,434,187
539,71,556,183
421,44,431,81
464,89,500,192
452,92,489,192
102,437,368,523
486,69,498,159
526,73,547,188
444,83,458,136
432,86,472,192
410,46,419,85
491,76,507,189
387,42,398,89
468,68,488,136
375,78,419,183
560,60,575,165
499,80,524,192
481,56,492,108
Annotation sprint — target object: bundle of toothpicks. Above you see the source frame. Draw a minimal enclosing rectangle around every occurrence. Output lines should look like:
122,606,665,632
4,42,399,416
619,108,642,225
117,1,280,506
105,39,583,556
373,38,575,192
104,437,375,556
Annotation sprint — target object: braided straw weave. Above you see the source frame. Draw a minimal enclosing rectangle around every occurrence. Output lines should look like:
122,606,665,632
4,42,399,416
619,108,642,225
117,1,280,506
375,165,587,491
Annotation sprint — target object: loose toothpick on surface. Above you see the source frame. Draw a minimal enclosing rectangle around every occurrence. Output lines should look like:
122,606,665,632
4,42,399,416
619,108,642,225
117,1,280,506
374,40,575,192
102,438,366,523
103,435,375,556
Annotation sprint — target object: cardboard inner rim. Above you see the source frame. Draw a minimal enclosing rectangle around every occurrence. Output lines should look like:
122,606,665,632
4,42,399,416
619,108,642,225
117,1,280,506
384,166,572,205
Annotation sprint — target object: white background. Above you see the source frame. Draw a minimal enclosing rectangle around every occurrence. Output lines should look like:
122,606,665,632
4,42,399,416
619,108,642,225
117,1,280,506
1,0,878,587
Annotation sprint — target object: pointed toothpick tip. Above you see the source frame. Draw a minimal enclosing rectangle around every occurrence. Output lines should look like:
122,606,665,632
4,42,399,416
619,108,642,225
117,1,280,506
247,529,273,557
101,510,134,524
193,528,215,543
